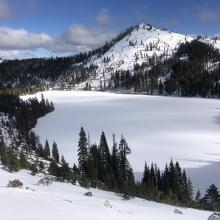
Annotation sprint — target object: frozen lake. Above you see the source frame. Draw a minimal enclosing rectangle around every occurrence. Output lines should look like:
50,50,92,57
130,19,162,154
24,91,220,173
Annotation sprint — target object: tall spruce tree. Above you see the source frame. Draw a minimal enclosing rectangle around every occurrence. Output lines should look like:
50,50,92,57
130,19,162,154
203,184,220,210
111,134,120,183
52,141,59,163
44,139,50,159
77,127,88,178
98,131,115,188
118,136,134,190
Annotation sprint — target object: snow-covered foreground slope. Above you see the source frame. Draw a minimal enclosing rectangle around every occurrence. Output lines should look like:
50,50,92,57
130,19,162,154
0,168,212,220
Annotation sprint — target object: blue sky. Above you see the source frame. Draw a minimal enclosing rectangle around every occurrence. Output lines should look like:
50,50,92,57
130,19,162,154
0,0,220,59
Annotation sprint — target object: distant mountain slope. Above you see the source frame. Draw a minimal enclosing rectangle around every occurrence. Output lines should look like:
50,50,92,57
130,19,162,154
91,24,193,71
0,23,220,95
75,24,220,90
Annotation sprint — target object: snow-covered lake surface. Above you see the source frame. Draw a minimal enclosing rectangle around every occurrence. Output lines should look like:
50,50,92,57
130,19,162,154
23,91,220,190
0,168,212,220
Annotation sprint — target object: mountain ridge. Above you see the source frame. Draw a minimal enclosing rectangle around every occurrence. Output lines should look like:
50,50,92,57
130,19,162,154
75,23,220,90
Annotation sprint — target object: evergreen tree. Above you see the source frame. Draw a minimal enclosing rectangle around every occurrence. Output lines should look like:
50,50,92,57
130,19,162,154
60,155,73,181
37,144,44,158
195,190,201,207
7,148,20,172
44,139,50,159
203,184,220,211
118,136,134,190
111,134,120,183
77,127,88,180
52,141,59,163
19,150,28,169
98,131,114,188
48,160,59,176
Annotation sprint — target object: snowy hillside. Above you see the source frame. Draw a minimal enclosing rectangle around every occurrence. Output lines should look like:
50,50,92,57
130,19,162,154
75,23,220,90
0,113,22,148
0,168,212,220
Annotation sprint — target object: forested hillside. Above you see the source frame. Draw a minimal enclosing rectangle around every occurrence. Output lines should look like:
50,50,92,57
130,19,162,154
109,40,220,97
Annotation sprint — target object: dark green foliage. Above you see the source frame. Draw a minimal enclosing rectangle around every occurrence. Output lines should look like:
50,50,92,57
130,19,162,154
52,142,59,163
60,155,74,182
195,190,201,207
117,136,134,191
7,148,20,172
111,134,120,185
44,139,50,159
109,40,220,98
76,127,135,193
201,184,220,211
0,93,54,136
141,160,193,205
77,127,88,180
30,163,38,175
0,93,54,173
48,160,59,176
98,131,113,185
19,151,28,169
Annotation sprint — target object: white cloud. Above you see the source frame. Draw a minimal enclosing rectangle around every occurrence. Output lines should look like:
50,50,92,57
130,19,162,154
0,27,53,50
0,0,16,20
0,24,115,59
96,8,111,24
56,24,115,52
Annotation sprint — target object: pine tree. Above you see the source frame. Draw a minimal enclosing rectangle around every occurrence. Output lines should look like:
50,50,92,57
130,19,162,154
99,131,111,168
7,148,20,172
48,160,59,176
98,131,114,188
19,151,27,169
118,136,134,190
77,127,88,179
195,190,201,207
186,178,193,205
37,144,44,157
86,144,99,187
111,134,120,183
44,139,50,159
52,141,59,163
60,155,72,181
203,184,220,211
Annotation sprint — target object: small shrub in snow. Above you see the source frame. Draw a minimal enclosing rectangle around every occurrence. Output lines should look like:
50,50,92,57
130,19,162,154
84,191,92,197
174,208,183,214
7,179,23,188
37,176,52,186
122,193,131,200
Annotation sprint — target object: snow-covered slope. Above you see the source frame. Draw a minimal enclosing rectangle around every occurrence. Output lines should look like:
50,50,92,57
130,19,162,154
0,113,22,148
0,168,212,220
92,24,192,70
75,23,220,90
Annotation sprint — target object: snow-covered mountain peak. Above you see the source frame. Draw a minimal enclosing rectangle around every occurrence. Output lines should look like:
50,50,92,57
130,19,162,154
74,24,193,89
74,23,220,90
